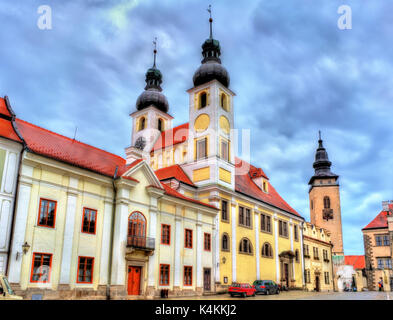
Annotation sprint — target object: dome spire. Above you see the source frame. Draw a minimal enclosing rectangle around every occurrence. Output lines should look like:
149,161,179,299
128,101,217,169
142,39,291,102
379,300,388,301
192,5,230,88
207,5,213,39
308,131,338,185
153,37,157,68
135,38,169,113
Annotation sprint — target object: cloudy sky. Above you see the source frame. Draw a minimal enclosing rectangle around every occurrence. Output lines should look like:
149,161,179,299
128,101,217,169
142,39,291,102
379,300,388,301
1,0,392,255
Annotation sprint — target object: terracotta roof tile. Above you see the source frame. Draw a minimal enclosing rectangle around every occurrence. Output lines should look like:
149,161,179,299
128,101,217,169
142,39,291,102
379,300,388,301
15,118,125,177
0,118,22,143
235,157,301,217
152,123,189,152
155,164,195,186
0,98,12,118
345,255,365,269
362,204,393,230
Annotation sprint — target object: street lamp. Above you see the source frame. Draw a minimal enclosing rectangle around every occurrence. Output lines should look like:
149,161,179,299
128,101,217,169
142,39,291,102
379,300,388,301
22,242,31,255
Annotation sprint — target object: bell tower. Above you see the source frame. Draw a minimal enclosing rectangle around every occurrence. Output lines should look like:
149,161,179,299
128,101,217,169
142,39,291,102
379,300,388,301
182,6,236,190
126,39,173,164
309,132,344,256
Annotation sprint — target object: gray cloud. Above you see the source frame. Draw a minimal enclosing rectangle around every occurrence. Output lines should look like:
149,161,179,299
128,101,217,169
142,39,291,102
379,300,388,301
0,0,392,254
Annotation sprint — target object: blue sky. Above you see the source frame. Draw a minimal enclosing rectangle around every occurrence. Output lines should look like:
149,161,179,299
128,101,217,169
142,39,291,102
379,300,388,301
1,0,392,255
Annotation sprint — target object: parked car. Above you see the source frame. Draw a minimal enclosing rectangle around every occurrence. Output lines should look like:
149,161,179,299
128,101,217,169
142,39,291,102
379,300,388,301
0,274,23,300
228,283,256,297
253,280,280,295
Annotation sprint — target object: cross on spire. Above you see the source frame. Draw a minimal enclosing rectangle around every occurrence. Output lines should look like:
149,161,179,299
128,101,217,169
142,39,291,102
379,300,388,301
153,37,157,68
207,4,213,39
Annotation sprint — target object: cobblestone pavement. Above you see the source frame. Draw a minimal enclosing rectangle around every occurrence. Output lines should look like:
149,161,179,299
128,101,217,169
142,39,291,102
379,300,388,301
165,290,392,300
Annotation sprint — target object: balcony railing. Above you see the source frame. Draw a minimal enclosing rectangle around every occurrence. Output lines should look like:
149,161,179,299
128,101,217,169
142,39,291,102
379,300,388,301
127,235,155,251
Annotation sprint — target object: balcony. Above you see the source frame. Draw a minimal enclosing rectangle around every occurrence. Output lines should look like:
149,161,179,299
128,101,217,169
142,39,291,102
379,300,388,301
126,235,155,254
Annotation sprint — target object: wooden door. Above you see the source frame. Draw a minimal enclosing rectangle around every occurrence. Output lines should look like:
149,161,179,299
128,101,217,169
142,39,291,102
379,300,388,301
284,263,289,287
315,276,320,292
127,266,141,295
203,268,211,291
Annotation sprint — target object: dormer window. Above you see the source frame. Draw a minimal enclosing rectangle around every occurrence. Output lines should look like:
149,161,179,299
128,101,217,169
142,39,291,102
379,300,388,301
262,181,268,193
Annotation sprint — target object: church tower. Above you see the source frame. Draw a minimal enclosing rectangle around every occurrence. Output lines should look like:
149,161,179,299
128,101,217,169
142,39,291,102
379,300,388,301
309,132,344,256
126,40,173,164
182,7,236,190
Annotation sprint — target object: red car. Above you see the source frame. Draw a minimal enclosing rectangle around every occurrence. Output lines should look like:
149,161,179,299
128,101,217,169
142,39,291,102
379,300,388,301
228,283,256,297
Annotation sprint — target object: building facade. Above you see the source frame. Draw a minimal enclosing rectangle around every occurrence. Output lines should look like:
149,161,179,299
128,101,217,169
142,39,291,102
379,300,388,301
362,201,393,291
302,222,334,292
344,255,367,291
1,13,306,299
0,97,23,274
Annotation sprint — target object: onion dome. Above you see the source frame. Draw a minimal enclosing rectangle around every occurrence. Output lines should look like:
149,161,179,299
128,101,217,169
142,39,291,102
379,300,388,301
308,131,338,184
193,6,230,88
136,40,169,113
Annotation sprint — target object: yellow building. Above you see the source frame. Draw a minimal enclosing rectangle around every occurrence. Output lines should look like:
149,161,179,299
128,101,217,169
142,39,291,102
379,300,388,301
302,222,334,292
2,12,306,299
136,15,305,290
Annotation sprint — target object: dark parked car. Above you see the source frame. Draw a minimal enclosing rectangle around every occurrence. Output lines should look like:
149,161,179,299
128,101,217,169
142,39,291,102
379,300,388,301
253,280,280,295
228,283,256,297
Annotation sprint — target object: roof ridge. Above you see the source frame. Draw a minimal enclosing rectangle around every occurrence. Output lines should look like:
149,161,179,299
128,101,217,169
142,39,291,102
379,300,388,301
16,118,125,161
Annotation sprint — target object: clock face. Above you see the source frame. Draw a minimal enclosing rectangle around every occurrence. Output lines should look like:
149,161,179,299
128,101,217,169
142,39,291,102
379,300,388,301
134,136,146,150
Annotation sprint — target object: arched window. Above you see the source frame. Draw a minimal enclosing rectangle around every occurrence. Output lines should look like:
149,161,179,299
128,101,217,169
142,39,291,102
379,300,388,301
222,233,230,251
199,92,207,109
139,117,146,131
158,118,163,132
261,242,273,258
323,196,330,209
239,238,253,254
128,212,146,247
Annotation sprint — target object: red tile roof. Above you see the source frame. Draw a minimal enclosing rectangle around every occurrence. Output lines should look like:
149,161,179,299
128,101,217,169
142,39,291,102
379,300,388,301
235,157,301,217
15,118,126,177
249,163,269,180
0,98,11,118
0,118,22,143
152,123,189,152
345,255,365,269
161,183,217,210
155,164,195,186
362,204,393,230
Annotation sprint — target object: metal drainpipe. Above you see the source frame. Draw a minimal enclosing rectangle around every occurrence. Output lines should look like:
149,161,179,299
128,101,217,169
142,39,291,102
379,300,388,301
4,95,28,277
330,246,335,292
106,166,118,300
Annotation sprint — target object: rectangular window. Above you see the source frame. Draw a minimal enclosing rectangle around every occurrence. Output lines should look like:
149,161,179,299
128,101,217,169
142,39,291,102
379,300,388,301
279,220,288,237
261,214,265,231
294,225,298,241
383,235,390,246
30,253,52,283
245,208,251,227
37,198,57,228
386,259,392,269
81,208,97,234
238,206,244,225
377,258,384,269
221,200,228,222
204,233,211,251
161,224,171,245
77,257,94,283
196,138,207,160
313,247,319,259
184,266,192,286
185,229,193,249
220,139,229,161
376,236,382,246
160,264,170,286
266,215,271,232
325,272,330,284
